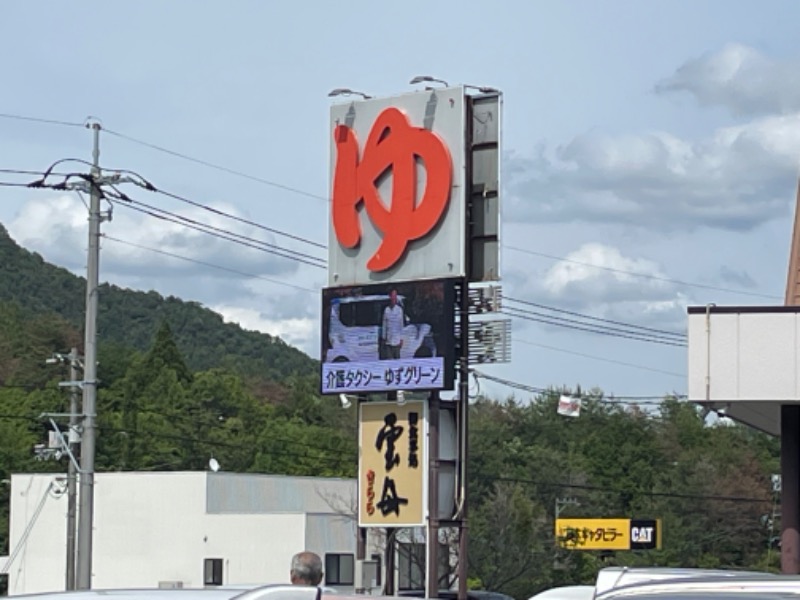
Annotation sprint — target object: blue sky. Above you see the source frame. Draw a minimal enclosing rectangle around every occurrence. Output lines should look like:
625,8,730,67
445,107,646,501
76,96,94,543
1,0,798,402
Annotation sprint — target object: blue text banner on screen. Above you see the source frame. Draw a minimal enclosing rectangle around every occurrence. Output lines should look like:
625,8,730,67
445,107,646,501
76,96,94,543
322,357,445,394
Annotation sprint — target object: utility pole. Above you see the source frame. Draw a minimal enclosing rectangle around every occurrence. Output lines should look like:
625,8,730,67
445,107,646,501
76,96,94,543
65,347,80,591
555,497,580,521
44,349,84,590
76,122,102,590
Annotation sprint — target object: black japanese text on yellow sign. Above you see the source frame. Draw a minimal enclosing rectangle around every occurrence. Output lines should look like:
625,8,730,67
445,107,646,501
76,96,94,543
555,518,662,551
358,401,427,527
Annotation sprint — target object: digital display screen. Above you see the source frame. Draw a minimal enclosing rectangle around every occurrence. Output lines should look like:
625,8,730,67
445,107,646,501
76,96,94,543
320,278,457,394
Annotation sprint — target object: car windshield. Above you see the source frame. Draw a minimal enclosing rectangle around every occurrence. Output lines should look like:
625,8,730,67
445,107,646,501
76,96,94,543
339,302,383,327
337,300,387,327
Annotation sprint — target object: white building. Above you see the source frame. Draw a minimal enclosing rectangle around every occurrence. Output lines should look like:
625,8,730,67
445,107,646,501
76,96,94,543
3,471,371,596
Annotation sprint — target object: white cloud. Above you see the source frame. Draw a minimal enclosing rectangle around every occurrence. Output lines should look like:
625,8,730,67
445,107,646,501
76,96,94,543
718,265,757,289
542,243,669,298
506,243,688,334
7,194,313,279
5,195,325,356
505,112,800,230
212,305,317,356
505,45,800,233
542,243,671,302
7,194,87,267
655,43,800,116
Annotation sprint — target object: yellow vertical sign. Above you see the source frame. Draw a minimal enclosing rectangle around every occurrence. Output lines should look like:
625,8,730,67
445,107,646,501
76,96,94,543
359,401,427,527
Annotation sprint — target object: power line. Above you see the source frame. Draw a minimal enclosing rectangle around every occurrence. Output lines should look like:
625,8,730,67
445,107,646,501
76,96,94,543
3,170,693,369
133,406,355,457
503,307,687,348
118,196,689,355
5,172,330,276
0,168,69,177
503,305,685,346
0,113,86,129
0,182,36,188
0,405,357,462
3,232,685,385
115,194,326,266
98,424,357,470
90,127,772,303
104,127,329,203
0,117,772,304
505,245,781,301
102,235,318,294
485,475,768,504
97,236,689,383
149,186,327,250
0,412,40,422
113,201,326,270
505,297,686,339
512,338,686,378
0,414,358,471
472,370,684,403
0,417,762,504
0,124,754,371
0,383,59,391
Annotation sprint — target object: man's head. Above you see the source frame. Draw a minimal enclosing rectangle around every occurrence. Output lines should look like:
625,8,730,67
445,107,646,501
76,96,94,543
389,289,398,306
290,551,323,586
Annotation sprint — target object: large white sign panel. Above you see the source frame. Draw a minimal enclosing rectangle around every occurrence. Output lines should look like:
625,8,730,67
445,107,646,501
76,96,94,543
328,87,466,287
687,306,800,435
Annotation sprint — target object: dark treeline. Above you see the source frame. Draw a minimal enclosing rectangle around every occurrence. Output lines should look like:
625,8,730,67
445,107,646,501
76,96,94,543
465,392,779,599
0,224,782,600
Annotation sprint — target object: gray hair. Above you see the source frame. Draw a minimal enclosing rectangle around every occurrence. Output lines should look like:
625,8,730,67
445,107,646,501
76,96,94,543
291,551,323,586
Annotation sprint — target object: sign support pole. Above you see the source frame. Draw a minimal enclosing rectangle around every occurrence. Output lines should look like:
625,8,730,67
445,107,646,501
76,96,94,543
426,390,440,598
456,279,470,600
384,527,395,595
356,394,368,593
455,91,475,600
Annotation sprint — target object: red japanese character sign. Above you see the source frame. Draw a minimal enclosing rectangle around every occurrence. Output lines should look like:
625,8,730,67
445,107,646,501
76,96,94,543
332,107,453,273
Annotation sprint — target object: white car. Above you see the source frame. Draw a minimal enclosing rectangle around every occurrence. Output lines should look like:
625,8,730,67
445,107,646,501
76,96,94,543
525,567,780,600
593,566,777,598
5,585,318,600
594,574,800,600
325,294,437,363
527,586,594,600
7,587,405,600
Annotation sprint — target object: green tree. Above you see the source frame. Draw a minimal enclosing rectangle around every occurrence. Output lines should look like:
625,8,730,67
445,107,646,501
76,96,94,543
469,481,550,600
253,416,357,478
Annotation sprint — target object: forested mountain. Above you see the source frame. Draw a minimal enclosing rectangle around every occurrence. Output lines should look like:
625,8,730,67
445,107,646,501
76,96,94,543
0,223,343,579
0,224,315,385
0,224,784,599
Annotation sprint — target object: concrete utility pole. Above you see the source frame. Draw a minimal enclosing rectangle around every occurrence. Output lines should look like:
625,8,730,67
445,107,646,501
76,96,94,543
76,122,102,590
66,347,80,591
44,348,84,590
555,497,580,520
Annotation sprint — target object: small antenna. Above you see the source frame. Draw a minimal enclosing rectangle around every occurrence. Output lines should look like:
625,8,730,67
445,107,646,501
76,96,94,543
208,457,220,472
